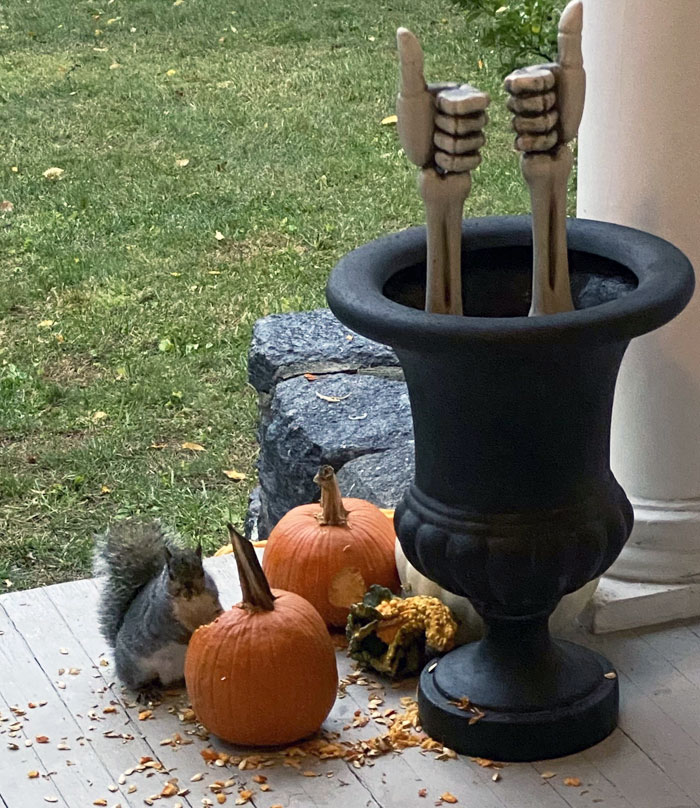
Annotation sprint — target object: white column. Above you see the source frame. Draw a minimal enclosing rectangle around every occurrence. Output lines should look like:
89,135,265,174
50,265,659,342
577,0,700,631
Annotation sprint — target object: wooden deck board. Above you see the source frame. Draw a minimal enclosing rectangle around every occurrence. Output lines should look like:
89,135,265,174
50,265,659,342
585,629,700,806
0,596,131,807
3,560,700,808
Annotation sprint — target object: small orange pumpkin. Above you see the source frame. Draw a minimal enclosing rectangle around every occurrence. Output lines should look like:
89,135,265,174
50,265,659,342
262,465,400,627
185,525,338,746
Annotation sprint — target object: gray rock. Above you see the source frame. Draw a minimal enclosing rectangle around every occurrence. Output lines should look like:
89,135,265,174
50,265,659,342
248,308,400,394
256,373,413,538
336,444,415,509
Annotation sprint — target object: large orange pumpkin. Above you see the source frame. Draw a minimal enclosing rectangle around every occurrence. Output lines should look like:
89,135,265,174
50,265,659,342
262,465,400,627
185,525,338,746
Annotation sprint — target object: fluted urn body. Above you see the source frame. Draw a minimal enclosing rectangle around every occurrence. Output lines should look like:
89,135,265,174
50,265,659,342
327,216,694,761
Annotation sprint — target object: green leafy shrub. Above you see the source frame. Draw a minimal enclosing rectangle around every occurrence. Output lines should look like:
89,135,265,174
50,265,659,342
457,0,565,73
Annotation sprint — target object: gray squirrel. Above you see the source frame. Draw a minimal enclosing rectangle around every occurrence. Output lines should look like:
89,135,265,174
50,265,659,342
94,519,222,701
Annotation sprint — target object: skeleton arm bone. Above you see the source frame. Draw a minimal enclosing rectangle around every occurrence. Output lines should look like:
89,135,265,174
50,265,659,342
504,0,584,316
396,29,489,315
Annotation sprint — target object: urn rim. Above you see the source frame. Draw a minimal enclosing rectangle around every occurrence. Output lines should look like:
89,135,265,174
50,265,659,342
326,216,694,349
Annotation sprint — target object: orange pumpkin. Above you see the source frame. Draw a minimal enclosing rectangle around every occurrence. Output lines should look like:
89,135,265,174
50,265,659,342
262,465,400,627
185,525,338,746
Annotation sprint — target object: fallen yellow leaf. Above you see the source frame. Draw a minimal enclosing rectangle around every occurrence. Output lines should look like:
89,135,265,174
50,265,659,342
91,411,108,423
381,114,398,125
166,68,177,76
38,319,55,328
222,469,246,481
109,62,121,69
214,230,225,241
181,441,205,451
175,158,190,168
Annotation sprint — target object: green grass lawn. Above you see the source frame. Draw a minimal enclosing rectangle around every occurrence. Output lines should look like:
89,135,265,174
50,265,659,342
0,0,566,590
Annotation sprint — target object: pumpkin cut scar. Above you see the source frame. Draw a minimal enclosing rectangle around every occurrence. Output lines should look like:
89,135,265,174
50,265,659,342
328,567,366,608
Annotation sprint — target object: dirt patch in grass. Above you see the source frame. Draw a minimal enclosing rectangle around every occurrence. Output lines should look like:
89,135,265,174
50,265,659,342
0,430,88,461
215,230,306,264
40,356,103,388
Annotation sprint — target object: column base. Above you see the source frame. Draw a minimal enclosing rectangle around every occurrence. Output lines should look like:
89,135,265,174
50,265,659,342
606,495,700,583
587,576,700,633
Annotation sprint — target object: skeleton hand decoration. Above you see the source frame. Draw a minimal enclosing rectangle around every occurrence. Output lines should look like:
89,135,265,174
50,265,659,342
504,0,585,316
397,28,490,315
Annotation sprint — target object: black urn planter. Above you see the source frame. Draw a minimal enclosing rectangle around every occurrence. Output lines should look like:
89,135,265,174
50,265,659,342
326,216,694,761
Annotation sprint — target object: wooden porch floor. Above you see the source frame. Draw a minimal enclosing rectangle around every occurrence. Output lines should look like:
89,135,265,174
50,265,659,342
2,557,700,808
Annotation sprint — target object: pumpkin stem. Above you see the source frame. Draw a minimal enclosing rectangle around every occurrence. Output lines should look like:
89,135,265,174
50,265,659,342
314,465,349,526
227,523,276,612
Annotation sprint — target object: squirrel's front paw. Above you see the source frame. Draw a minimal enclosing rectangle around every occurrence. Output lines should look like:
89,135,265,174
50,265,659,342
136,681,163,705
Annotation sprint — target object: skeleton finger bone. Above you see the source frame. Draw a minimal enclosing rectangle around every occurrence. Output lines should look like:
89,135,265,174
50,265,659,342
427,81,460,96
396,28,434,167
504,65,556,96
434,130,486,155
557,0,583,70
397,27,428,96
507,91,556,115
513,109,559,135
435,151,483,173
435,111,488,136
556,0,585,142
436,85,490,116
515,131,558,153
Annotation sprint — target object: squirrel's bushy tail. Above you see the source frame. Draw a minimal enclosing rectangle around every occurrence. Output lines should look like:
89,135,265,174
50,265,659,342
94,519,172,646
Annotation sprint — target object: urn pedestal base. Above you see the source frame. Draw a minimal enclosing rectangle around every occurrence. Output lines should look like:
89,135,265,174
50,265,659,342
418,631,618,761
